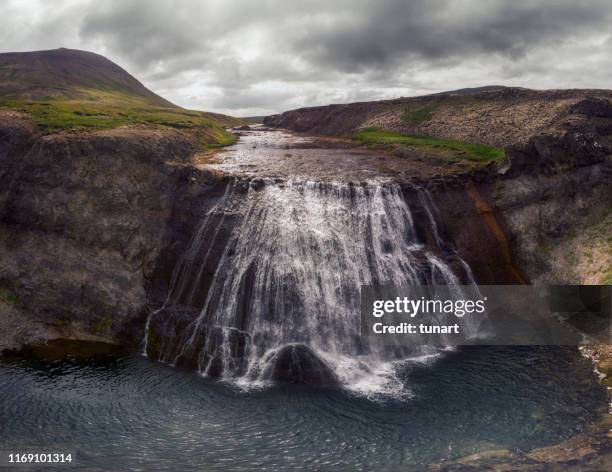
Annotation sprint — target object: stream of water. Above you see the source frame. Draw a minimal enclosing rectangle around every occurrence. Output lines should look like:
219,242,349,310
144,178,478,397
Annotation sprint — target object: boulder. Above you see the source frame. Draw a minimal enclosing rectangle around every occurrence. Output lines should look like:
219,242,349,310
262,344,338,386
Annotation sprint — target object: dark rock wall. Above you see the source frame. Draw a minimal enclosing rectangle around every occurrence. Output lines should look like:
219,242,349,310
399,98,612,285
0,115,228,351
412,185,529,285
450,98,612,284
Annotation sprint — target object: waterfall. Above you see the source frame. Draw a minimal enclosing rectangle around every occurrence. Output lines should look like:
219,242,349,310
144,179,475,396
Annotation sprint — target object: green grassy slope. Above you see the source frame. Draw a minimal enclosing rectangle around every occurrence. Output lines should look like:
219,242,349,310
0,48,243,146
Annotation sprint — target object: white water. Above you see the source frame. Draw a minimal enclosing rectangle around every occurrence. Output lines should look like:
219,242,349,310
144,179,475,397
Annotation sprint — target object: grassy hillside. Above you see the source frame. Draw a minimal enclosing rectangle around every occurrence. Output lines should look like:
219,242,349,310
0,48,242,147
0,89,239,147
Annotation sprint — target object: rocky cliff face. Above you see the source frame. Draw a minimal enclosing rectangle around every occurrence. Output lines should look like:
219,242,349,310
490,98,612,284
0,110,230,352
264,88,612,148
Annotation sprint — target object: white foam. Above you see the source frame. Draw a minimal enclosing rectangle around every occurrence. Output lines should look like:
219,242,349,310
150,180,470,397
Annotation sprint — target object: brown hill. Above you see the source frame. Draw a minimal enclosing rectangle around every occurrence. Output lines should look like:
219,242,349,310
264,87,612,148
0,48,174,106
0,48,242,140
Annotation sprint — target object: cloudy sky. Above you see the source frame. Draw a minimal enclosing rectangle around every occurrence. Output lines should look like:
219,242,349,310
1,0,611,116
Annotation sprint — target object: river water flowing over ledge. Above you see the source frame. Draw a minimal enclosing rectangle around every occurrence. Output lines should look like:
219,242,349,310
143,176,479,397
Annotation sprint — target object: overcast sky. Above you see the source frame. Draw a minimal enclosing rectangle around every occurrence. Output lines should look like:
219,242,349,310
1,0,611,116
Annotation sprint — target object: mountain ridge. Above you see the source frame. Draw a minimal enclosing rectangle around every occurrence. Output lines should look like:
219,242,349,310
0,48,174,107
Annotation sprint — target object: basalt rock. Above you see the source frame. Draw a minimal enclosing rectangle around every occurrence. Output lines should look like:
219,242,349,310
0,112,230,352
489,99,612,284
402,96,612,286
261,344,338,386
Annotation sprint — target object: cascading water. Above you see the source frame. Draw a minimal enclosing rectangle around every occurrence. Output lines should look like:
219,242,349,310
144,179,476,397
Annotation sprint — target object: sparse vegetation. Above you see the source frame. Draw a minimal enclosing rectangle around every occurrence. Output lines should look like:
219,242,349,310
0,88,241,147
353,128,505,163
401,105,437,125
0,286,19,305
555,211,612,284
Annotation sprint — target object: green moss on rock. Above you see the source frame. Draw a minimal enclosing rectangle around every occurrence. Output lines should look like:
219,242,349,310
0,286,19,305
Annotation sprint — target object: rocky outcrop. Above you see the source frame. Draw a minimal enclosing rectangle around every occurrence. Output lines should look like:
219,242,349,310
490,97,612,284
428,423,612,471
265,88,612,147
0,111,230,352
348,95,612,286
261,344,338,386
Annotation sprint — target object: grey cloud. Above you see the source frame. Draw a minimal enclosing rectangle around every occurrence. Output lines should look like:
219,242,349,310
291,0,612,71
1,0,612,115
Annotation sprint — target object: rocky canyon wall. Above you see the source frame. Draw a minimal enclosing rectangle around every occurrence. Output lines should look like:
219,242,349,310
1,94,611,354
0,111,230,351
